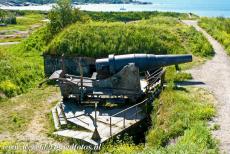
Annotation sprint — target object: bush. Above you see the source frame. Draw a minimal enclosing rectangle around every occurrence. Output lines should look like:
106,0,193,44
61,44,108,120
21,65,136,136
0,9,17,24
0,80,18,97
48,0,90,34
4,15,17,25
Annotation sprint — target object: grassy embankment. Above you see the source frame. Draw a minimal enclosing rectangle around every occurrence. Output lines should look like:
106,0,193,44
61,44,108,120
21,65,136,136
199,17,230,55
0,10,218,153
100,88,218,153
85,11,199,22
47,17,211,58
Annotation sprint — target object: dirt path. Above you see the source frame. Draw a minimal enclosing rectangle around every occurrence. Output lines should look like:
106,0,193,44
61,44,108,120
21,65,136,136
15,92,62,145
0,87,66,150
182,20,230,154
0,42,20,46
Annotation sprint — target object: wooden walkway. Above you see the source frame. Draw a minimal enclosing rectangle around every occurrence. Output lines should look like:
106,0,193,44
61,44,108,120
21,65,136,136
52,99,149,145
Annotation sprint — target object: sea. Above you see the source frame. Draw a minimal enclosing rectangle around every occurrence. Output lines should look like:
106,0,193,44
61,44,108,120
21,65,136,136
1,0,230,17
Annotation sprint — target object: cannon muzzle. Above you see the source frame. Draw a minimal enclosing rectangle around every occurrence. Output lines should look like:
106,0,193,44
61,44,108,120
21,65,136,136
96,54,192,74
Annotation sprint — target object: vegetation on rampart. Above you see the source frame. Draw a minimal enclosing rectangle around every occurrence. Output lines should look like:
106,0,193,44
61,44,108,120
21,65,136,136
46,17,212,58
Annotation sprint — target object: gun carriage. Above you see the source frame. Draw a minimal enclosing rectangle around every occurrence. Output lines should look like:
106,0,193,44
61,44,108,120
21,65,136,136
45,54,192,104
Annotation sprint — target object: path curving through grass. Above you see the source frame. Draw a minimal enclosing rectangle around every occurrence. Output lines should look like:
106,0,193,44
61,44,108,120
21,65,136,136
183,20,230,154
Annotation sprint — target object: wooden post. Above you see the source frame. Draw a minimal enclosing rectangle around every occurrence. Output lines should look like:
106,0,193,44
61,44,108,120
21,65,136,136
123,112,126,128
110,117,112,136
61,54,65,75
59,103,67,127
55,107,61,128
95,102,97,127
79,58,83,103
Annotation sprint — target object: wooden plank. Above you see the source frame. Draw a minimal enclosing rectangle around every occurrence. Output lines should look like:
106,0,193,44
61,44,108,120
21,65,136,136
56,105,67,126
52,108,60,130
54,130,105,146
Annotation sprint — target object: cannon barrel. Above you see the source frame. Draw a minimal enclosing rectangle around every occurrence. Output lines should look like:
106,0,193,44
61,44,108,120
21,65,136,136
96,54,192,74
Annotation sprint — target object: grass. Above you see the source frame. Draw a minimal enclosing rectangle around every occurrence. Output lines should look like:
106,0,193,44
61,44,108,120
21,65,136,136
0,10,218,154
0,13,46,43
0,13,46,31
0,86,59,133
85,11,199,22
0,37,23,43
0,45,44,98
46,17,213,58
0,12,47,98
99,87,218,153
0,13,213,98
146,87,216,147
199,17,230,55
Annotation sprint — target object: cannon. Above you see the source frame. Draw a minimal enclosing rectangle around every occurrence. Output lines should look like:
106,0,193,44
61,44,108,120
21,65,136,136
96,54,192,79
44,54,192,103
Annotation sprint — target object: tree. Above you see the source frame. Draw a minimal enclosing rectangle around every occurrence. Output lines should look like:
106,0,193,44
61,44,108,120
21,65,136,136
48,0,90,34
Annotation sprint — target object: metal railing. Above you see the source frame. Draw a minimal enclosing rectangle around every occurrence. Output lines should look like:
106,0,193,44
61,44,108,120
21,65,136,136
109,98,149,136
108,68,165,136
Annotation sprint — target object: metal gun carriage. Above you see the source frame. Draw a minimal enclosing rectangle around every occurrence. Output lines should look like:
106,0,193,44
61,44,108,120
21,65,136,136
42,53,192,145
45,53,192,104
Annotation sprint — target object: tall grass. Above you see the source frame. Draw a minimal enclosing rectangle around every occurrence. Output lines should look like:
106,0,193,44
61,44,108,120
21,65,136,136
199,17,230,55
85,11,198,22
100,87,218,153
46,17,213,58
0,44,44,98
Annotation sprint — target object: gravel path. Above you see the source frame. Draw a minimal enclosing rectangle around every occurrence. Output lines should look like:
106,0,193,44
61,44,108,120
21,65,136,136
0,42,20,46
183,20,230,154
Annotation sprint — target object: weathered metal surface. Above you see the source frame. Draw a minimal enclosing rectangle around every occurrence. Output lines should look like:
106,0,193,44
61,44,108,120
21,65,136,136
93,63,142,96
96,54,192,75
43,54,192,102
43,55,95,76
50,63,166,146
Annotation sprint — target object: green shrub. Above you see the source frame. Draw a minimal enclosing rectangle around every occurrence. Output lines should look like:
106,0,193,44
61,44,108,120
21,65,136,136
0,80,18,97
48,0,90,34
0,9,17,24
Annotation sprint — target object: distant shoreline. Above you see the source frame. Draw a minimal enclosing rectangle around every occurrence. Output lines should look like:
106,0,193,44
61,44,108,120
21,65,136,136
1,2,230,17
0,1,152,7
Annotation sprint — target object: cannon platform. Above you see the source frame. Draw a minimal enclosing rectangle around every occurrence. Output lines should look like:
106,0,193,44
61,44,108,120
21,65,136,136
44,53,193,146
51,72,163,146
